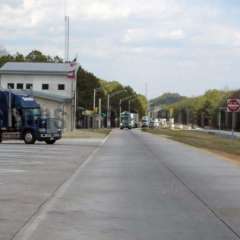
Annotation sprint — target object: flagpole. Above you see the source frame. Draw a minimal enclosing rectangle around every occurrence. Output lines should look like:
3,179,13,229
74,64,78,131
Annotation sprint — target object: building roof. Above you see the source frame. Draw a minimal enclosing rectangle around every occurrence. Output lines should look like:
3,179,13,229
0,62,70,76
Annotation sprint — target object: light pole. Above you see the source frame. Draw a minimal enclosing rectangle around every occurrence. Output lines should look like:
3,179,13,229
107,89,127,128
93,87,103,128
98,98,102,128
93,88,96,110
119,99,122,124
107,94,110,128
93,87,103,110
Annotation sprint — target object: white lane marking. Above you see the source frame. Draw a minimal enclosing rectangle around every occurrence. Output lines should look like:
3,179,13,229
12,133,111,240
0,169,25,174
0,161,43,165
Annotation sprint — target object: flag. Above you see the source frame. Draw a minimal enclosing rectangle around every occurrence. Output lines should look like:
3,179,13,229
67,60,78,79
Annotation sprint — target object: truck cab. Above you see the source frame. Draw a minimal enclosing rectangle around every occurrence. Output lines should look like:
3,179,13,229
120,111,132,130
0,90,62,144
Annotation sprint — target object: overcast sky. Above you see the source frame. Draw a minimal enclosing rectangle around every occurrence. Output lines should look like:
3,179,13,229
0,0,240,98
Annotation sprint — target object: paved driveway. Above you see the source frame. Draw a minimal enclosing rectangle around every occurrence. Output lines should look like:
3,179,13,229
0,138,103,240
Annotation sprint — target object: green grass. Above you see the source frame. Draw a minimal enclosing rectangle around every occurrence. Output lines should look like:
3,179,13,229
63,129,111,139
143,128,240,157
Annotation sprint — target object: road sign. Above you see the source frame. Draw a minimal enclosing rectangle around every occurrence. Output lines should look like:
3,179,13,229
227,98,240,112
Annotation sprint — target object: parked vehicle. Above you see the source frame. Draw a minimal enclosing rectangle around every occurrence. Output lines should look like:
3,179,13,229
120,111,132,129
149,119,154,128
142,116,149,128
130,113,139,128
149,118,160,128
0,90,62,144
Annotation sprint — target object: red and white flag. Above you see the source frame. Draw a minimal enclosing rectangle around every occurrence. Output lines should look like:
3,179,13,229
67,60,78,79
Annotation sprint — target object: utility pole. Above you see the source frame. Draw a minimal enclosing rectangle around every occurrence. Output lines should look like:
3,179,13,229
128,100,131,112
232,112,235,138
93,89,96,128
107,94,110,128
145,82,149,116
119,99,122,127
98,98,102,128
93,89,96,110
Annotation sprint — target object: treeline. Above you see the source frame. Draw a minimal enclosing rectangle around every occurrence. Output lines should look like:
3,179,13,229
0,50,63,66
154,90,240,130
0,50,147,126
77,68,147,125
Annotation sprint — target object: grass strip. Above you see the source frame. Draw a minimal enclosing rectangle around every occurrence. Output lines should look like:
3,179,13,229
63,129,111,139
143,128,240,157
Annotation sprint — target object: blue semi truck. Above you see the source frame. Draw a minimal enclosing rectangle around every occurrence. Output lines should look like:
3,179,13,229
0,90,62,144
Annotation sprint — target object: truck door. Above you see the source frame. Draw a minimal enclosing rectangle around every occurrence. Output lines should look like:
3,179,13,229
12,108,22,129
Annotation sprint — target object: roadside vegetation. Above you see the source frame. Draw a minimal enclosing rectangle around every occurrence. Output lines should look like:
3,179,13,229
150,90,240,131
63,129,111,139
143,128,240,160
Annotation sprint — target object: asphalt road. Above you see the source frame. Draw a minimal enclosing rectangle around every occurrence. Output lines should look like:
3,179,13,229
2,130,240,239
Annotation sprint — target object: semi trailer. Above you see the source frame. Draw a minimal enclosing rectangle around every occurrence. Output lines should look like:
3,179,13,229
0,90,62,144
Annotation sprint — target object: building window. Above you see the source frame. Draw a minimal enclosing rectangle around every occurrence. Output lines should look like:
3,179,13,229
26,83,33,90
7,83,14,89
17,83,23,90
58,84,65,90
42,84,49,90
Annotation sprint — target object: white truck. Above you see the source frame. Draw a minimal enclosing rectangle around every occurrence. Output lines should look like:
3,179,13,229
142,116,150,128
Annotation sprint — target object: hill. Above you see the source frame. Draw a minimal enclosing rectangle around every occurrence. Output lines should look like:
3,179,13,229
150,93,186,106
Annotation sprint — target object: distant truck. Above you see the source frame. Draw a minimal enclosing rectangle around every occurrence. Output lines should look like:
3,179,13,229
0,90,62,144
142,116,150,128
120,111,132,129
130,113,139,128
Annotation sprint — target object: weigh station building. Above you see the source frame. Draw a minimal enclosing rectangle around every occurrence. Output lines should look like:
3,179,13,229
0,62,78,131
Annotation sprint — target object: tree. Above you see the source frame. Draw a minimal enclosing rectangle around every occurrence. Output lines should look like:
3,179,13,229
0,55,16,67
15,52,25,62
25,50,49,62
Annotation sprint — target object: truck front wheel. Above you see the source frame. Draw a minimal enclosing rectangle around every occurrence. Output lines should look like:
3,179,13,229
24,131,36,144
45,140,56,144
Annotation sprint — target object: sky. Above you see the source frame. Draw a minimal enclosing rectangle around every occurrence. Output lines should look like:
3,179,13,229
0,0,240,98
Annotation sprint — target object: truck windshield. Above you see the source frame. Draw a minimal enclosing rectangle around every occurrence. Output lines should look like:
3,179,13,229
24,108,41,117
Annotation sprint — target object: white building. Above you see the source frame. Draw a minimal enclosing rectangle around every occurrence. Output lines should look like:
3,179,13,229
0,62,78,131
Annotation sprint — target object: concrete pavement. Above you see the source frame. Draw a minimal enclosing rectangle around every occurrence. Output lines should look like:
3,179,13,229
6,129,240,240
0,138,104,240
